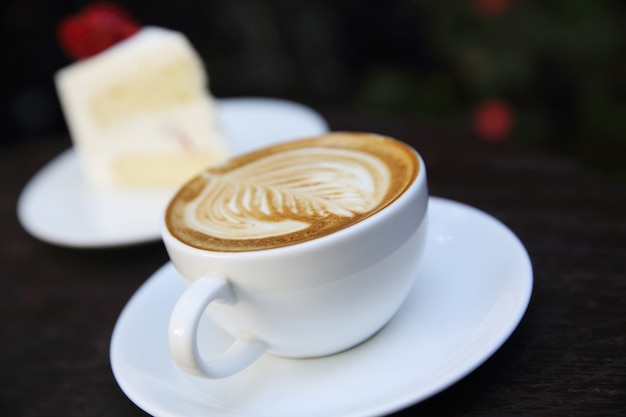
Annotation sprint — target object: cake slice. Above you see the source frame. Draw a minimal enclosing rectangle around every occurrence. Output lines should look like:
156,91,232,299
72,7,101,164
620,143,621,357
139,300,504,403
55,26,230,189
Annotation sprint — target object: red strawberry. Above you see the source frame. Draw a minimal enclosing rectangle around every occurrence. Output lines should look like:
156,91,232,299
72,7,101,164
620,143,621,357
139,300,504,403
58,2,140,60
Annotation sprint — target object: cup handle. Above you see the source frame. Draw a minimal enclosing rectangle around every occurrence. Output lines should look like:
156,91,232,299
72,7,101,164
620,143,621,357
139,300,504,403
168,274,268,378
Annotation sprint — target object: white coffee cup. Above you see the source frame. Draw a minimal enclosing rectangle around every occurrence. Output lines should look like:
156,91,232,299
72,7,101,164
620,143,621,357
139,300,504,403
163,134,429,378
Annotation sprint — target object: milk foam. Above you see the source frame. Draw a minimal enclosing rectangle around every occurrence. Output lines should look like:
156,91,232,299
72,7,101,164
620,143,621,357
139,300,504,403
166,133,419,251
183,147,390,240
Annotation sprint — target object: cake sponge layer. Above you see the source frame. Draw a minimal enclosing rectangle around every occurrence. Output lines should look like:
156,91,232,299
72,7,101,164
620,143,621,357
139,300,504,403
56,26,230,188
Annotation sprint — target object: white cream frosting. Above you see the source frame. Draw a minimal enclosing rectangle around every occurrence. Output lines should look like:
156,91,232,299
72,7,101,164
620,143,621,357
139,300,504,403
55,26,230,188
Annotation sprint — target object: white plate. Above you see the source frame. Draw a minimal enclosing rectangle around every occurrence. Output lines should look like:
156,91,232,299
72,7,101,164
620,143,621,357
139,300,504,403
110,197,533,417
17,97,329,248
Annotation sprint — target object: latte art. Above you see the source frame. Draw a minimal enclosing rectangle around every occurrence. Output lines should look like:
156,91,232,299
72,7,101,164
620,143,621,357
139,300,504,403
185,147,389,240
166,133,418,251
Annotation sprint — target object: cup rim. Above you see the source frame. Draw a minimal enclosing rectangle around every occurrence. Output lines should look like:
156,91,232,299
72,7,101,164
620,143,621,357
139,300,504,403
161,144,427,259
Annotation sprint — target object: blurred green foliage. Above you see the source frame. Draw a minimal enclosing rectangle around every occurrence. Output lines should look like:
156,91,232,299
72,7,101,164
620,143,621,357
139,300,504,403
351,0,626,181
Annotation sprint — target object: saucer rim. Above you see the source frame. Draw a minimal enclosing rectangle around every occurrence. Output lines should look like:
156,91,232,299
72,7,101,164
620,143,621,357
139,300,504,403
110,196,533,417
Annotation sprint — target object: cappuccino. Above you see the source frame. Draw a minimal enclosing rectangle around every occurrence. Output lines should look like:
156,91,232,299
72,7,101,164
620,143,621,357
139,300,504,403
165,132,418,251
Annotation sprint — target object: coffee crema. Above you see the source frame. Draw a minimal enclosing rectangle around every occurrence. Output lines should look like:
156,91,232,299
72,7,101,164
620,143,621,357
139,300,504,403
165,132,419,251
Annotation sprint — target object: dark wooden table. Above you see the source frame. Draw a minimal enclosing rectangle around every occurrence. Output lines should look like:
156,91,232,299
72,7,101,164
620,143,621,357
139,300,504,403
2,109,625,416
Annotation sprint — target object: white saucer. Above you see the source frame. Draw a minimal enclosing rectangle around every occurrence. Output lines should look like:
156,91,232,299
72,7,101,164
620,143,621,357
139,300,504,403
17,97,328,248
110,197,533,417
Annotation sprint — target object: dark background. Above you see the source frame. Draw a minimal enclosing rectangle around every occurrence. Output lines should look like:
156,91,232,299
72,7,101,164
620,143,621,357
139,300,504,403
2,2,625,416
2,0,626,182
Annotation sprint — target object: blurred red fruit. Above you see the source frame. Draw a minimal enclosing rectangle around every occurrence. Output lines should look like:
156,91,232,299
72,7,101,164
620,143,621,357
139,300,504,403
471,0,514,17
473,99,514,142
58,2,139,60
